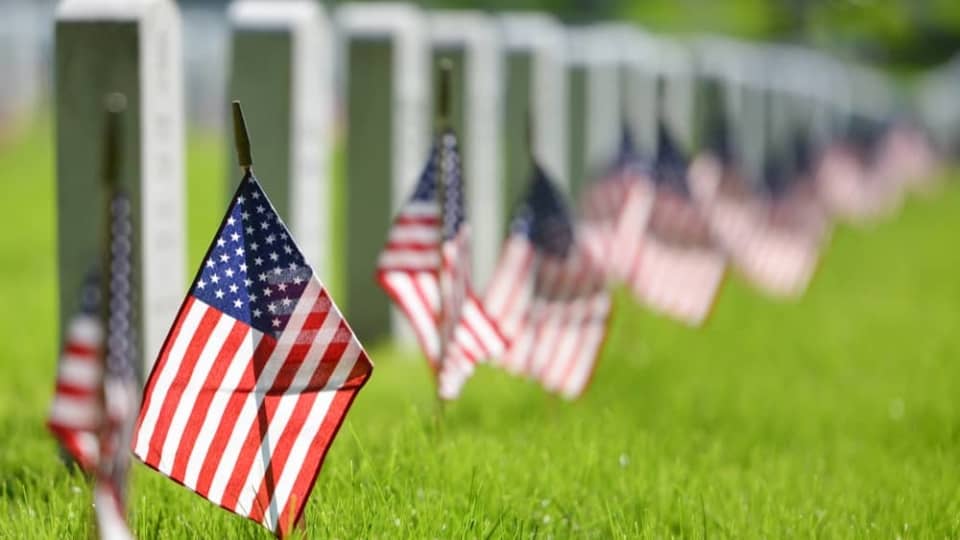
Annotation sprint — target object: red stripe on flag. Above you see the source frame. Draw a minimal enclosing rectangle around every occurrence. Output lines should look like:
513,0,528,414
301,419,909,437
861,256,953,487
64,343,99,358
245,319,352,525
168,320,249,481
54,382,97,399
395,216,441,226
193,335,277,497
277,355,372,537
145,307,222,465
218,291,334,511
383,241,439,253
136,296,196,436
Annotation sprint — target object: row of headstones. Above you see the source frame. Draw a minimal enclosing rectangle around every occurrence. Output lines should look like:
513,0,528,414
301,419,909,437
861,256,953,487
54,0,886,376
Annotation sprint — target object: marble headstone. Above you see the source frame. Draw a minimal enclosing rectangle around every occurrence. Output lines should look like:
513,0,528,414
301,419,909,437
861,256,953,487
565,26,621,198
337,3,429,342
55,0,186,375
428,11,503,288
499,14,568,217
227,0,334,282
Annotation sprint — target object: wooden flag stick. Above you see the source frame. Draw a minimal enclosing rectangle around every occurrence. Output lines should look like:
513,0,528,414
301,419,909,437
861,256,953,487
232,100,254,173
434,59,454,417
97,92,125,538
102,93,126,191
101,92,126,331
436,58,453,129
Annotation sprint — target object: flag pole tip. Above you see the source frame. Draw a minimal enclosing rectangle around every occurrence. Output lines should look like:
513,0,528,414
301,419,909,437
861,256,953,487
104,92,127,114
437,58,453,126
102,93,126,188
232,100,253,170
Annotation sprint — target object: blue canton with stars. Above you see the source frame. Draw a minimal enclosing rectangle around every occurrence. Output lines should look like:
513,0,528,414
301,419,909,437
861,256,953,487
191,174,313,337
409,129,465,241
653,120,691,197
511,165,575,259
602,124,651,179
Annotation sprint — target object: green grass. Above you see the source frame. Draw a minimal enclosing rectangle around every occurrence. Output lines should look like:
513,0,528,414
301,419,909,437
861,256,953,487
1,120,959,538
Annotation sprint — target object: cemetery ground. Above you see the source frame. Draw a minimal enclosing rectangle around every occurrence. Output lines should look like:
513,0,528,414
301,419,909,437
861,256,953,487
1,121,959,539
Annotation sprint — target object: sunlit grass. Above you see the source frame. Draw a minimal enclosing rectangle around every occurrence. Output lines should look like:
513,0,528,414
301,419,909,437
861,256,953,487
1,123,958,538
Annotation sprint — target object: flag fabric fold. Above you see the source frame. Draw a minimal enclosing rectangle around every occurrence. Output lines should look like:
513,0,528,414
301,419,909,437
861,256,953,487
580,127,656,281
377,129,505,400
47,190,139,539
94,192,138,540
619,124,727,326
48,271,105,471
132,174,373,537
691,135,826,299
484,165,611,399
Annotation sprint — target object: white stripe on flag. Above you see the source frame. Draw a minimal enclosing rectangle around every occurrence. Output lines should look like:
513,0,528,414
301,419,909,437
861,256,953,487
156,314,234,475
182,328,261,490
49,397,100,428
58,359,101,388
378,251,441,269
134,300,207,458
263,339,362,531
387,224,441,244
206,280,322,506
233,303,343,515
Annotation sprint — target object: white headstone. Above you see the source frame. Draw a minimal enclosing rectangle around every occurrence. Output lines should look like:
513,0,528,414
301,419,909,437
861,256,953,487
500,14,569,198
55,0,186,375
618,26,661,159
429,10,503,288
566,26,622,195
654,38,696,153
337,3,429,342
227,0,334,281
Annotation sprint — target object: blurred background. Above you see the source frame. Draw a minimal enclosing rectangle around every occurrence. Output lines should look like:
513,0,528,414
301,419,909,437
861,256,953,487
4,0,960,138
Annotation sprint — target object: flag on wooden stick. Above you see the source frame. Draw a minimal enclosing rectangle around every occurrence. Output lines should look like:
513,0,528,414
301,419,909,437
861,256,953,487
47,270,104,471
579,126,656,282
94,189,138,540
133,103,373,537
377,128,505,399
484,165,611,399
47,94,138,538
620,123,726,326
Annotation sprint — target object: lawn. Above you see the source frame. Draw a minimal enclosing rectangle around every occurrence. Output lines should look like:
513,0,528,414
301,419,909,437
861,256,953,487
0,119,958,538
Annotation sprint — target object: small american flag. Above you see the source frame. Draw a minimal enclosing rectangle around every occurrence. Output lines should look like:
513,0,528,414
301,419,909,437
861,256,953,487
700,139,825,300
377,129,505,400
95,192,138,540
484,165,611,399
580,126,656,282
133,174,373,537
48,270,104,471
47,191,139,539
816,119,902,223
621,123,726,326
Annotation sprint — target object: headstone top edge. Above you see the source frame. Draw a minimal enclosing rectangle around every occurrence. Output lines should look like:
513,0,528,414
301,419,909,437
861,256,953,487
56,0,172,21
565,28,622,66
428,12,498,46
336,3,424,36
499,16,565,51
228,0,324,28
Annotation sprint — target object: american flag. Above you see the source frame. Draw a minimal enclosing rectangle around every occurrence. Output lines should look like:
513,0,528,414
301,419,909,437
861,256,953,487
47,270,104,471
484,165,611,399
579,127,656,282
133,174,373,537
377,129,505,400
94,192,138,540
47,191,139,539
621,123,726,326
816,118,901,224
698,140,825,299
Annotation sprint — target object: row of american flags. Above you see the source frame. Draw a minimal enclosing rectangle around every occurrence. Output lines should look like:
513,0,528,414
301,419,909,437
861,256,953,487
46,97,937,537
